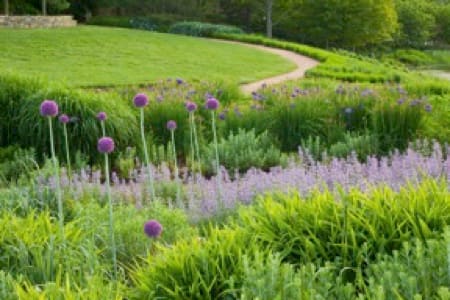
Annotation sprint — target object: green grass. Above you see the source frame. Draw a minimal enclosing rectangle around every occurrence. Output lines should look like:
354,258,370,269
0,26,295,87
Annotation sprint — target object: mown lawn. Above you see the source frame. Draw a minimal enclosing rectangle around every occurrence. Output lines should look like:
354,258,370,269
0,26,295,86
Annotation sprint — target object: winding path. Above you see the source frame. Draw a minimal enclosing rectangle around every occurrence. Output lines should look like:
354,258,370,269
215,40,320,94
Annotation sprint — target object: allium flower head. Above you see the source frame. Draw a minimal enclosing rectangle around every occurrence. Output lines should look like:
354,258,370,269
166,120,177,131
133,93,149,108
97,112,107,121
185,101,197,112
97,137,115,153
206,97,219,110
40,100,59,117
144,220,163,238
59,114,70,124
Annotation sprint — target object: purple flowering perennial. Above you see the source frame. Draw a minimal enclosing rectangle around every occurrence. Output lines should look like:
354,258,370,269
185,101,197,112
133,93,149,108
166,120,177,131
59,114,70,124
144,220,163,238
40,100,59,117
206,97,219,110
40,141,450,221
97,137,115,154
97,112,107,121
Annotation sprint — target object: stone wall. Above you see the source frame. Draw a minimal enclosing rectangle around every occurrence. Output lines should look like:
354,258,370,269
0,16,77,28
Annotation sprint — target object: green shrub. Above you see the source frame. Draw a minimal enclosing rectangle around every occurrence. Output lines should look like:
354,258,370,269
15,273,125,300
131,227,254,300
86,16,133,28
0,211,103,285
0,271,18,300
170,22,244,37
236,180,450,269
240,253,355,300
328,132,379,160
202,129,286,175
365,232,450,299
0,146,38,183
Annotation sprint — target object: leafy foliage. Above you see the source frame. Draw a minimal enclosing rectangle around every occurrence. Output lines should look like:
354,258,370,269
202,129,286,175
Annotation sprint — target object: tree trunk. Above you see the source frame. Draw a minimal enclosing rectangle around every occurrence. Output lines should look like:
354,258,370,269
4,0,8,16
42,0,47,16
266,0,273,38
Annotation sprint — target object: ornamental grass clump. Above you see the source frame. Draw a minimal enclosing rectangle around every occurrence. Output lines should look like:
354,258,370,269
40,100,64,239
98,136,118,279
59,114,71,176
167,120,182,207
133,93,156,203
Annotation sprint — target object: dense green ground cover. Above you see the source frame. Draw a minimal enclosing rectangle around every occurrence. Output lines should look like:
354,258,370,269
0,26,295,87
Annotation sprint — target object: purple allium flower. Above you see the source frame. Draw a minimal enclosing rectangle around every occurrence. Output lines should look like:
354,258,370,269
59,114,70,124
166,120,177,131
97,112,107,121
144,220,163,238
40,100,59,117
185,101,197,112
97,137,115,153
133,93,149,108
206,97,219,110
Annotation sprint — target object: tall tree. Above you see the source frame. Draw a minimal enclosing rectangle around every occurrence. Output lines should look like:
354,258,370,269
394,0,436,47
4,0,8,15
296,0,398,48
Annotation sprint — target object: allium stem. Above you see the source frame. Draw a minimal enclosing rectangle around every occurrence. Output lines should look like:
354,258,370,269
48,117,65,239
189,113,196,201
101,121,106,137
191,112,202,174
171,130,182,207
140,108,156,202
211,111,222,208
63,123,71,178
104,152,118,279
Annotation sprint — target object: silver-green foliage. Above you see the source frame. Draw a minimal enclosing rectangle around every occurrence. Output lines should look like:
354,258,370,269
202,129,286,175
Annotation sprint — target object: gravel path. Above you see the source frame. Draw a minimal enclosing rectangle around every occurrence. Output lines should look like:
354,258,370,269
428,70,450,81
215,40,320,94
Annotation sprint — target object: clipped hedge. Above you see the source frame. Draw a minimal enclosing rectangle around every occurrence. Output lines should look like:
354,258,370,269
169,21,244,37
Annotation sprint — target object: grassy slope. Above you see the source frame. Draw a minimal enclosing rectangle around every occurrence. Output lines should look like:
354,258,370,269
0,26,295,87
